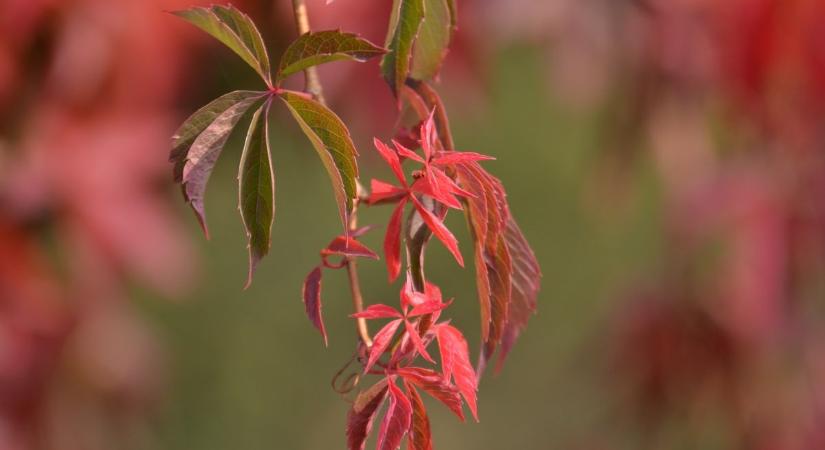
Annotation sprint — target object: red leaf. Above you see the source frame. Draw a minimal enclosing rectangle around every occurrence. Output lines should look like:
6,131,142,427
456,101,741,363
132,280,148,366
347,380,389,450
369,179,407,205
408,300,450,318
432,151,495,166
495,217,541,371
384,199,407,281
322,236,379,259
397,367,465,421
436,324,478,420
419,111,438,159
365,319,403,373
393,140,425,163
373,138,407,186
404,320,435,363
404,382,433,450
351,304,403,319
377,380,413,450
302,266,327,346
411,196,464,267
411,177,462,210
401,275,428,309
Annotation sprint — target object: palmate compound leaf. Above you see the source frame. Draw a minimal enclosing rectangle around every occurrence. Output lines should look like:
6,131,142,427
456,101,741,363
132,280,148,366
410,0,453,81
381,0,425,98
280,90,359,228
238,104,275,288
172,5,271,85
172,91,266,237
277,30,386,80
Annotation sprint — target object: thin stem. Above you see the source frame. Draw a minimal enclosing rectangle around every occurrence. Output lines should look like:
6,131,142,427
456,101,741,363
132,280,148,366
289,0,369,346
290,0,326,103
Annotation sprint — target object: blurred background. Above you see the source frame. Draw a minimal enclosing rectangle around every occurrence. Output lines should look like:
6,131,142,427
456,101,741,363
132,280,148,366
2,0,825,449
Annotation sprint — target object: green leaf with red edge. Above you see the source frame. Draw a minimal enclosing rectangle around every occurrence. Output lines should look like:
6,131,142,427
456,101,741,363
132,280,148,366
278,30,386,80
410,0,452,81
280,90,359,227
377,380,413,450
238,105,275,288
381,0,425,98
436,324,478,420
302,266,326,345
347,380,389,450
172,5,271,85
404,381,433,450
397,367,465,421
173,91,265,238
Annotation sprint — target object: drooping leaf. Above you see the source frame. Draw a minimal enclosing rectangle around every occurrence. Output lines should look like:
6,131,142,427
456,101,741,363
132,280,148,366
410,0,452,81
404,381,433,450
377,380,413,450
398,367,464,421
280,90,359,227
171,90,264,183
436,324,477,420
179,93,265,238
381,0,425,97
238,105,275,288
411,196,463,267
373,138,407,186
351,304,403,320
172,5,271,84
369,179,407,205
302,266,327,345
483,236,512,360
278,30,386,80
347,380,389,450
495,217,541,371
365,319,403,373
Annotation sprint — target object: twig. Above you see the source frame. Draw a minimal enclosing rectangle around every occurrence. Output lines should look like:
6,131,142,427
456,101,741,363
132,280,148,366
290,0,326,103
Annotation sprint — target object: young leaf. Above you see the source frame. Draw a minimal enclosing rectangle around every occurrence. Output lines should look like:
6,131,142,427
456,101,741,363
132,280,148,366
410,0,452,81
384,199,408,281
404,382,433,450
397,367,464,421
238,105,275,288
436,324,478,420
351,304,403,320
404,320,435,363
178,93,265,237
365,319,403,373
322,236,379,259
347,380,389,450
172,5,271,84
302,266,327,345
381,0,425,98
278,30,386,80
411,196,463,267
377,381,413,450
280,90,359,227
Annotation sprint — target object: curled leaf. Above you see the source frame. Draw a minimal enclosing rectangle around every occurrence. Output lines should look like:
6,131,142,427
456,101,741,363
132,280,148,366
178,92,265,238
302,266,327,345
322,236,379,259
381,0,425,98
278,30,386,80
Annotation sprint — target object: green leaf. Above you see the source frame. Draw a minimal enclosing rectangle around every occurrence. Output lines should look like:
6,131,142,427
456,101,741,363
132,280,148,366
279,90,359,228
277,30,386,81
381,0,425,97
238,104,275,288
411,0,452,81
172,5,271,84
175,92,267,237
